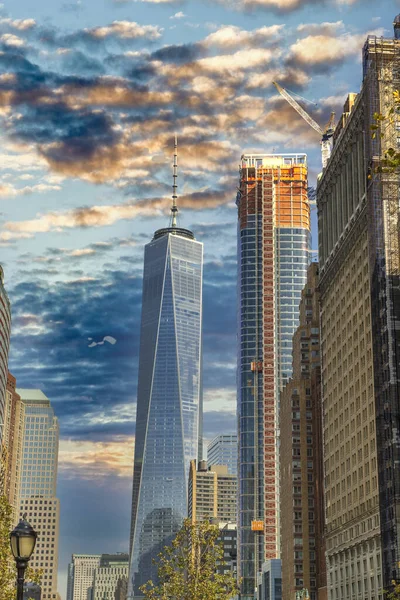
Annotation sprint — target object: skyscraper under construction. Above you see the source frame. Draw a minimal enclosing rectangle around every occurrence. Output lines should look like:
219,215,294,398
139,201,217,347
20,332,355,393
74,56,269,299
237,154,311,598
317,17,400,598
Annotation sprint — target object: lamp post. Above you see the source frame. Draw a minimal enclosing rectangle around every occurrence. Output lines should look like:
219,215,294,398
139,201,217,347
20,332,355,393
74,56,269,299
10,513,37,600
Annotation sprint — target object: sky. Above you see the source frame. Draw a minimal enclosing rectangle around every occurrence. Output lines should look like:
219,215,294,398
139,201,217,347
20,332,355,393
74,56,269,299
0,0,397,596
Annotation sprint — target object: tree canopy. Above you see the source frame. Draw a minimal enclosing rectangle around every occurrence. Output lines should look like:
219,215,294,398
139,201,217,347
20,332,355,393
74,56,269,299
140,518,239,600
371,90,400,173
0,494,42,600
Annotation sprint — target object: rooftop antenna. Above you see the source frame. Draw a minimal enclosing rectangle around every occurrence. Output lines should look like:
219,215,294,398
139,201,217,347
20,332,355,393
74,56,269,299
171,134,178,228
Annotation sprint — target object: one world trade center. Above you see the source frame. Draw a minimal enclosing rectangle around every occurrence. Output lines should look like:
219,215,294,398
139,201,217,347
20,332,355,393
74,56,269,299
128,139,203,598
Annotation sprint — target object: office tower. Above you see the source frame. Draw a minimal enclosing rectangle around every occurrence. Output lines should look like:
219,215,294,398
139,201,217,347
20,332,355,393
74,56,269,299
237,153,311,597
0,265,11,451
3,373,25,523
18,389,60,600
317,19,400,597
188,460,237,523
67,555,101,600
92,554,129,600
207,434,238,476
280,263,326,600
256,560,282,600
128,139,203,598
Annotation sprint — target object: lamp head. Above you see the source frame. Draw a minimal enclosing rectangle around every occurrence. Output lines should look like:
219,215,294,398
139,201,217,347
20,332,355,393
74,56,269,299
10,513,37,561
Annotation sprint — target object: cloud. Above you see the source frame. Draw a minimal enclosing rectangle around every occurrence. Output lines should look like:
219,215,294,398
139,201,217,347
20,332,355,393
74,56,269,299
84,21,162,41
217,0,319,12
1,187,233,239
296,20,345,36
0,17,36,30
0,181,61,198
288,28,384,69
0,33,25,47
170,11,186,18
59,438,133,479
217,0,362,11
0,13,375,200
114,0,179,3
203,24,284,49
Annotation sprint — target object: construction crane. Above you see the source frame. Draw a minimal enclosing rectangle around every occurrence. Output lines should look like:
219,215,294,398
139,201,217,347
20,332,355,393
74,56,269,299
273,81,335,169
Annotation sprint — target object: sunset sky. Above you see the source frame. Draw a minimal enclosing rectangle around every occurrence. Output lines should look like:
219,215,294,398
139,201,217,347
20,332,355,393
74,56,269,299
0,0,397,595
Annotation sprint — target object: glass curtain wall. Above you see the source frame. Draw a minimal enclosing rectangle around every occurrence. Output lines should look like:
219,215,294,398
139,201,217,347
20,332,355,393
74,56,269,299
128,230,203,598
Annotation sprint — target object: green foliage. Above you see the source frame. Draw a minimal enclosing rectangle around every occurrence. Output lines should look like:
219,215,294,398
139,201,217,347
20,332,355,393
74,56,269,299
385,581,400,600
371,91,400,174
0,495,42,600
140,518,239,600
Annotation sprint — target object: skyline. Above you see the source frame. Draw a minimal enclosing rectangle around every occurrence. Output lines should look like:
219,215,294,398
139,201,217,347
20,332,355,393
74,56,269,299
0,0,398,596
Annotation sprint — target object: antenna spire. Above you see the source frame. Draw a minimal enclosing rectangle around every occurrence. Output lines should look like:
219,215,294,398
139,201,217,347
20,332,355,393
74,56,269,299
171,134,178,228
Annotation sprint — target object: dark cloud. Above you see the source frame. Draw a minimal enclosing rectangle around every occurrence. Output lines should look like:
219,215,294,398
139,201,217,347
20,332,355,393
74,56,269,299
150,43,203,63
9,269,142,437
59,50,106,76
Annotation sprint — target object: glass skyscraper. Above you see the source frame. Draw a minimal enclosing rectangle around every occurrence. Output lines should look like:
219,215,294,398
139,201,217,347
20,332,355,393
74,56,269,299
237,154,311,598
207,434,237,476
128,220,203,598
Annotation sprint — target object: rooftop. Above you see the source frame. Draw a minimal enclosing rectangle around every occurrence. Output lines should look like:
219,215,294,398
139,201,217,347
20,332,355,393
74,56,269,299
17,389,50,405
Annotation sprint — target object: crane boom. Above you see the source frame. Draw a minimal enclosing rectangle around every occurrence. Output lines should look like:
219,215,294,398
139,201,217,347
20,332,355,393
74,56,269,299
273,82,323,135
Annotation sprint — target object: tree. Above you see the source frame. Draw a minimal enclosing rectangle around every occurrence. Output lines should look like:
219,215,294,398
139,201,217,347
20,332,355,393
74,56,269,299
140,519,239,600
386,581,400,600
0,494,42,600
371,90,400,173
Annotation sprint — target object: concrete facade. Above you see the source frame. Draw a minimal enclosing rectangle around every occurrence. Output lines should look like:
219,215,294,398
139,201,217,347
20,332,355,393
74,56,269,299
3,373,24,524
92,554,129,600
317,59,387,600
188,460,237,524
0,265,11,449
18,389,61,600
280,263,326,600
67,554,101,600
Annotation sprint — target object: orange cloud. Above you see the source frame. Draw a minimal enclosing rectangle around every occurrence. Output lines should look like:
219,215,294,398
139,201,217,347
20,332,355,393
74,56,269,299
1,187,233,239
59,438,134,480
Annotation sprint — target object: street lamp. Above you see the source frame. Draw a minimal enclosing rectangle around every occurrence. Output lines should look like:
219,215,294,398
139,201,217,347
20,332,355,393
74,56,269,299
10,513,37,600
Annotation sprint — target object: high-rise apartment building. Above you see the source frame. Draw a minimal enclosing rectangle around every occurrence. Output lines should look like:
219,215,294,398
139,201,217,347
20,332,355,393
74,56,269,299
0,265,11,451
317,19,400,598
18,389,60,600
92,554,129,600
207,434,237,476
280,263,326,600
188,460,237,523
67,554,101,600
237,154,311,597
128,143,203,598
3,373,24,523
